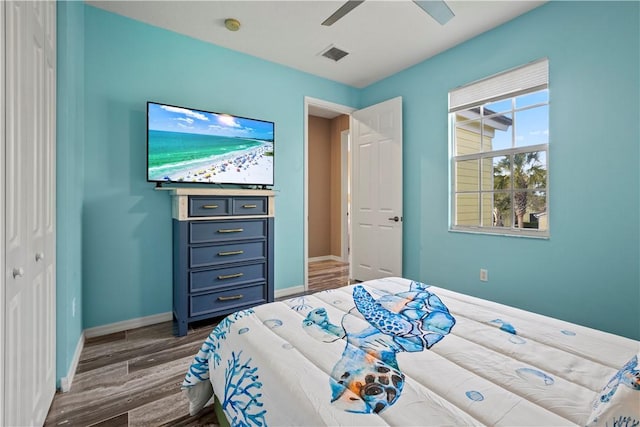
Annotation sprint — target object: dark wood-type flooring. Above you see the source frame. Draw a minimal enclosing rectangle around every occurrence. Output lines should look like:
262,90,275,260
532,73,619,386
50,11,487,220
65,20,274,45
307,258,351,292
44,260,349,427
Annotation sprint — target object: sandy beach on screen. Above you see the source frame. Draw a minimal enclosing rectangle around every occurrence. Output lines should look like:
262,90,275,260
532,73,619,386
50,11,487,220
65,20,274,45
167,143,273,184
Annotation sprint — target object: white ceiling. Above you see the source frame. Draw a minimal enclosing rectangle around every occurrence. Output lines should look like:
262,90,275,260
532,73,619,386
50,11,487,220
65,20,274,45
87,0,546,89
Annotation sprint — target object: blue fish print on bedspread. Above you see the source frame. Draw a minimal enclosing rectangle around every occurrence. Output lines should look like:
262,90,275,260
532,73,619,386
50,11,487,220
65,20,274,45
302,281,456,414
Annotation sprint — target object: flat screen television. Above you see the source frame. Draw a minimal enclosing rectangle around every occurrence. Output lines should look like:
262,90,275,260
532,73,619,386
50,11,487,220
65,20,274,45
147,102,274,186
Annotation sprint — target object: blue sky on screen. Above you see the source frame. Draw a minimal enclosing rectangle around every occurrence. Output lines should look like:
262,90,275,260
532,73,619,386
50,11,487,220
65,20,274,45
148,103,274,140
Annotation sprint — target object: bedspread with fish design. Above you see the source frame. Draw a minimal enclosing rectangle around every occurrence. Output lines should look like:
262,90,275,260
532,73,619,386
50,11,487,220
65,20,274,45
183,277,639,427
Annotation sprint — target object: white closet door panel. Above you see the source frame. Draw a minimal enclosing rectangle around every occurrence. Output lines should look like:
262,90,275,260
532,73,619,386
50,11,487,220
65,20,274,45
29,0,57,422
5,1,25,256
45,55,55,234
0,0,5,422
42,0,57,406
31,21,45,241
33,272,45,406
3,1,56,425
5,297,22,427
5,2,35,425
42,0,57,418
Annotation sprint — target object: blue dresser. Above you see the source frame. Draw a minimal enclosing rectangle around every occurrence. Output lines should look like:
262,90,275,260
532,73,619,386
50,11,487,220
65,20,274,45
171,189,275,336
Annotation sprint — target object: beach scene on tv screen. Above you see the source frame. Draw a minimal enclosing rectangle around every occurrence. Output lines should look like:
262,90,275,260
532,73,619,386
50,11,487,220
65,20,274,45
147,103,274,185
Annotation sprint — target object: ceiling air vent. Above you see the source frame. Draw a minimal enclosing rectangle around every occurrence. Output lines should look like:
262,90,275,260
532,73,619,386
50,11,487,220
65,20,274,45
321,46,349,62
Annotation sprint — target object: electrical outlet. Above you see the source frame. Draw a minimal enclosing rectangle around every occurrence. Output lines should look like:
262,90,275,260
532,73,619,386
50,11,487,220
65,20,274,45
480,269,488,282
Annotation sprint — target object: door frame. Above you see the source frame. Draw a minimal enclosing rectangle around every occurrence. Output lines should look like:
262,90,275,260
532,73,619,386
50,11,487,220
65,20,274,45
0,0,6,422
340,129,350,265
303,97,355,291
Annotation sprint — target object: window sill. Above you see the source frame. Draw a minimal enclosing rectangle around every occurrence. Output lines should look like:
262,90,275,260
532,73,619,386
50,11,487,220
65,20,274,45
449,226,550,240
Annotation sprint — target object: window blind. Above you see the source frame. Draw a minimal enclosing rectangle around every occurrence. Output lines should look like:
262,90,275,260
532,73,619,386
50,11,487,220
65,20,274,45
449,58,548,112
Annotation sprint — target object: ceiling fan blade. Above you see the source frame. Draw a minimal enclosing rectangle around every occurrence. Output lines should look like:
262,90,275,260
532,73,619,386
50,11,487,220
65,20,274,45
413,0,455,25
321,0,365,26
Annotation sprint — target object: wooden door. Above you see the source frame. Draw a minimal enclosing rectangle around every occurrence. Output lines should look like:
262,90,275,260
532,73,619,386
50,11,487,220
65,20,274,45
3,1,56,425
350,97,403,281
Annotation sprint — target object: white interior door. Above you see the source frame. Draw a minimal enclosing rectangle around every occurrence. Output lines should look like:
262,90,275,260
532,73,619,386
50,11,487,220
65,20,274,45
0,1,5,423
351,97,403,282
4,1,56,425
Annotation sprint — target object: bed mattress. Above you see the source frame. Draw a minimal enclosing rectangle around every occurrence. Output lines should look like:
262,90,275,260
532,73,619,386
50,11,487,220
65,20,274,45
183,277,639,426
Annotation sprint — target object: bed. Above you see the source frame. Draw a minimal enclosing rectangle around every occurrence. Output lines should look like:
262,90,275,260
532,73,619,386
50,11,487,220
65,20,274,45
182,277,640,426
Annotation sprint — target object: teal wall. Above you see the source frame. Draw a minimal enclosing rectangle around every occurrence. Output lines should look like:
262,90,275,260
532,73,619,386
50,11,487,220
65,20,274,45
360,1,639,340
56,0,639,386
56,0,85,386
81,5,358,329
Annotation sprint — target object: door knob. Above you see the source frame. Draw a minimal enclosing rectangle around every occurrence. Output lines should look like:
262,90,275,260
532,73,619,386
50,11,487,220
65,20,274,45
388,216,400,222
35,252,45,262
12,267,25,279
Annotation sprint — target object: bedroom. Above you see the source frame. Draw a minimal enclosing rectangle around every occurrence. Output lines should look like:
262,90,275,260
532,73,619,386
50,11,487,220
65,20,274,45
1,0,638,425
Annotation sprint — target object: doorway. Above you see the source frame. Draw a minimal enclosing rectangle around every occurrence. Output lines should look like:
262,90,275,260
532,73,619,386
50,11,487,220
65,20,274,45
304,97,355,292
304,96,404,290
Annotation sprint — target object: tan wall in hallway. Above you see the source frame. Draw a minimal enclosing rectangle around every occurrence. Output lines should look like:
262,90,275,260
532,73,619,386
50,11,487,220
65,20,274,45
309,114,350,259
330,115,349,258
308,116,331,258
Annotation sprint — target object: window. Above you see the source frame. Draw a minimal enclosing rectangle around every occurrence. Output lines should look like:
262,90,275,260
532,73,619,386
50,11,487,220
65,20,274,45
449,59,549,237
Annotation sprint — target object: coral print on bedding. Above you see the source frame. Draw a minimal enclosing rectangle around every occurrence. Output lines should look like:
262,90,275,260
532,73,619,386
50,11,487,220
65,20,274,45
183,277,640,427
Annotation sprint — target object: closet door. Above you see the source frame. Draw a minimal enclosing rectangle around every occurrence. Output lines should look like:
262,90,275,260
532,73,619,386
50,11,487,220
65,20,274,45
4,1,56,425
0,0,5,423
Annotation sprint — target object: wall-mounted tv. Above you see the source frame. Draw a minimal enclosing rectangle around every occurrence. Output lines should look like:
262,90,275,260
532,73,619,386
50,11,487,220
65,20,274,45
147,102,274,186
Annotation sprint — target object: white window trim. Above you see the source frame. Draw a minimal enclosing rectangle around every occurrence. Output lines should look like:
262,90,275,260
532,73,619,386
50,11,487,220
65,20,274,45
448,59,550,238
449,224,550,239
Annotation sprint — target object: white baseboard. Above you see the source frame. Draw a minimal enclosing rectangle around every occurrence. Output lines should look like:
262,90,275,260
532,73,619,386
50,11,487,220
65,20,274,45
308,255,343,263
59,331,85,393
59,312,172,392
84,311,173,338
275,285,305,299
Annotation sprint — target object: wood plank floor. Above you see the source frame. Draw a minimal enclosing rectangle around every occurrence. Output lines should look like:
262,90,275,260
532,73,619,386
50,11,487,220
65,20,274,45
44,260,349,426
308,258,351,292
44,321,221,427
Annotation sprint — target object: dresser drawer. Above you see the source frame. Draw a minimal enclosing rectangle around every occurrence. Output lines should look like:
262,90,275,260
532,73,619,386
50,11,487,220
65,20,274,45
232,197,268,215
189,283,267,317
190,262,266,293
189,219,266,244
190,241,266,268
189,197,230,217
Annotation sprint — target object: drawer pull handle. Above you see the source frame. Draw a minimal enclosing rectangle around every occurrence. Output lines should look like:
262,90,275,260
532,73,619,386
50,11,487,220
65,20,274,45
218,294,243,301
202,205,219,209
218,250,244,256
218,228,244,233
242,204,257,209
218,273,244,280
